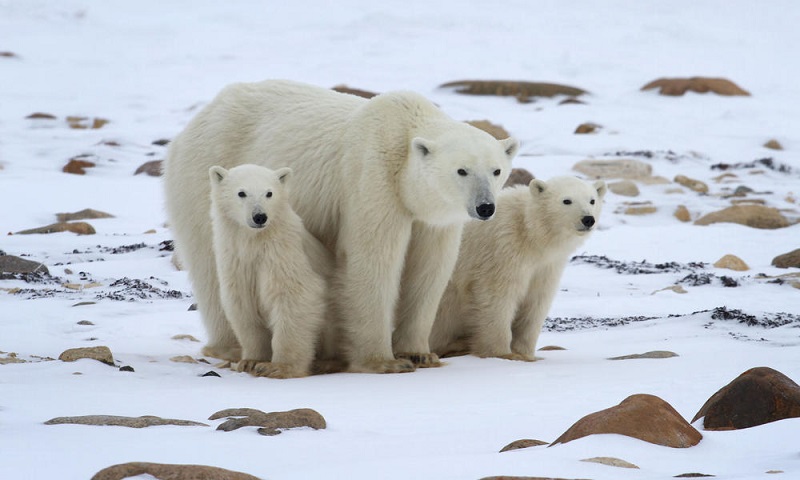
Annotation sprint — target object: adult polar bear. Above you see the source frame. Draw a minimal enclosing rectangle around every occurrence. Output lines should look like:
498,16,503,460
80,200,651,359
164,80,519,373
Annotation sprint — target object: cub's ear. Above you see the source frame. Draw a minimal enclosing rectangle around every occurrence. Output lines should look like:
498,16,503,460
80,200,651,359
275,167,292,185
499,137,520,159
529,179,547,195
209,166,227,185
411,137,435,158
594,180,607,199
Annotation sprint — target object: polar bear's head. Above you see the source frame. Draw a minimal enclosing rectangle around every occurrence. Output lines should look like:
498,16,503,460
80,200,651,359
529,176,606,235
209,164,292,230
403,124,519,226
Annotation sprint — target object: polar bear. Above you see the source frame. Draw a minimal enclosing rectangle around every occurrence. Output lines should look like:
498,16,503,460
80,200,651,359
209,164,332,378
430,176,606,360
164,80,519,373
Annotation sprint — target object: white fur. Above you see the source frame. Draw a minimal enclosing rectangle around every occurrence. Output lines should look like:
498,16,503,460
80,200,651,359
163,80,519,373
208,164,331,378
430,176,607,360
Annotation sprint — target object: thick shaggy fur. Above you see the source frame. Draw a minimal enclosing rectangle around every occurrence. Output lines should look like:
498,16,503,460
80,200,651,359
164,80,518,373
430,176,606,360
209,164,331,378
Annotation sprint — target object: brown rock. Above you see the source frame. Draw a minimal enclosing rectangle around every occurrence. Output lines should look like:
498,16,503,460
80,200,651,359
467,120,510,140
56,208,114,222
45,415,208,428
26,112,57,119
674,205,692,222
674,175,709,194
58,346,114,366
692,367,800,430
134,160,163,176
609,351,678,360
624,205,657,215
772,248,800,268
209,407,326,436
331,84,378,99
608,180,640,197
91,462,261,480
0,255,49,274
581,457,639,469
15,222,96,235
694,205,790,229
171,334,200,342
641,77,750,96
551,394,702,448
67,116,109,129
441,80,587,103
499,439,549,452
713,254,749,271
0,352,27,364
1,51,19,58
538,345,566,351
504,168,535,188
63,158,96,175
559,97,586,105
573,159,652,180
763,139,783,150
574,122,601,134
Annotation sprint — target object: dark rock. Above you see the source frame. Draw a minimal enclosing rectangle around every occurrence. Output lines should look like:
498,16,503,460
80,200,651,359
504,168,535,188
440,80,587,103
331,84,378,99
201,370,221,377
694,205,790,229
151,139,171,146
134,160,163,176
675,474,715,478
641,77,750,96
77,320,95,326
26,112,57,119
91,463,262,480
772,248,800,268
499,439,549,452
119,366,135,372
0,255,48,274
551,394,702,448
45,415,207,428
56,208,114,222
210,407,326,436
692,366,800,430
189,303,198,311
15,222,96,235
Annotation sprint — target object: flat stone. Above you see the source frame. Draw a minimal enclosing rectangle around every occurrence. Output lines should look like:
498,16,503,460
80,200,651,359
91,462,261,480
608,180,640,197
674,175,709,194
609,350,678,360
210,407,326,436
45,415,208,428
134,160,163,176
56,208,114,222
573,158,652,180
538,345,566,351
772,248,800,268
0,255,49,274
171,334,200,342
467,119,510,140
441,79,587,103
581,457,639,469
499,439,549,452
504,168,535,188
641,77,750,96
331,84,378,99
624,205,657,215
713,254,749,271
170,355,199,364
58,346,114,366
15,222,95,235
695,205,790,229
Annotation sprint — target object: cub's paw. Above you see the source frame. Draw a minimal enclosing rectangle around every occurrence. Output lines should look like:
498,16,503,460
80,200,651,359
252,362,308,379
350,358,416,374
396,352,442,368
490,353,538,362
235,359,262,373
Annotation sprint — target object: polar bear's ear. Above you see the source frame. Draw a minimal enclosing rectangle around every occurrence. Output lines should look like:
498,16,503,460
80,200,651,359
499,137,520,159
411,137,434,158
594,180,607,199
209,166,227,184
275,167,292,184
529,179,547,195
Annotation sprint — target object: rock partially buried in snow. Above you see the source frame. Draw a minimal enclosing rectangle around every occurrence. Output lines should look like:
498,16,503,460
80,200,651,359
772,248,800,268
573,158,652,180
581,457,639,469
63,157,96,174
674,175,709,194
674,205,692,222
551,394,702,448
0,255,49,274
713,254,749,271
467,120,510,140
763,139,783,150
58,346,114,366
504,167,535,188
692,366,800,430
440,79,587,103
91,462,261,480
134,160,163,176
608,180,640,197
56,208,114,222
45,415,208,428
609,350,678,360
641,77,750,96
574,122,601,134
209,407,326,436
15,222,96,235
499,439,549,452
694,205,790,229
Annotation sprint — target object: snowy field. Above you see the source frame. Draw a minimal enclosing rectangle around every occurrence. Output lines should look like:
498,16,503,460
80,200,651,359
1,1,799,479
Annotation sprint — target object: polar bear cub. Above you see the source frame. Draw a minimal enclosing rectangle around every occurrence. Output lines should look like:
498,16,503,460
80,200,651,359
430,176,606,360
209,164,330,378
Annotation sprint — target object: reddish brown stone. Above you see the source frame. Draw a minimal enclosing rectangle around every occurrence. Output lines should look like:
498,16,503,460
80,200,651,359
772,248,800,268
331,84,378,99
91,462,261,480
504,168,535,188
551,394,702,448
641,77,750,96
134,160,163,176
692,367,800,430
63,158,96,175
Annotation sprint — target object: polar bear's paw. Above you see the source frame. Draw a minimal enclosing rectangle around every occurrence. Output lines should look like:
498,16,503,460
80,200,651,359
235,359,262,373
396,352,442,368
252,362,309,379
484,352,538,362
350,358,416,374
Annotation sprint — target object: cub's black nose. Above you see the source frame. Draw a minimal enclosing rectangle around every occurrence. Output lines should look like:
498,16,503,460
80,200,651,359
253,213,268,225
476,203,495,219
581,215,595,228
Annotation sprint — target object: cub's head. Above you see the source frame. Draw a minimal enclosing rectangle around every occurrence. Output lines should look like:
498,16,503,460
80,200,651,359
402,124,519,226
529,176,606,235
208,164,291,230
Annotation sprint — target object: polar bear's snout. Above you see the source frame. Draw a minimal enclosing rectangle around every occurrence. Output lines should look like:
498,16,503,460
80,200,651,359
250,211,268,228
476,203,496,220
580,215,596,230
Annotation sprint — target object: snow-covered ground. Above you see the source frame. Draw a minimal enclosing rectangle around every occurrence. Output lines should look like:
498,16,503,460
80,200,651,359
1,1,799,479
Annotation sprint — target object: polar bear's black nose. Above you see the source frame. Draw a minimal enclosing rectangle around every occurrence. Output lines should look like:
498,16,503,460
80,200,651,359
253,213,268,225
581,215,595,228
476,203,495,219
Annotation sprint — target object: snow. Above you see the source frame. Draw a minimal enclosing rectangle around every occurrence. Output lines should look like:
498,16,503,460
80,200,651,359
1,1,799,479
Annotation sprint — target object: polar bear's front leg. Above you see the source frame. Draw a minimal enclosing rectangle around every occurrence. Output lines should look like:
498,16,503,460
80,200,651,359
511,264,563,358
393,223,462,367
218,281,272,371
337,218,415,374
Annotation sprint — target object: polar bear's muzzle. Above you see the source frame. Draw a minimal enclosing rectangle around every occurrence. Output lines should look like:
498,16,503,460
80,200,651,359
249,212,268,229
475,202,496,220
577,215,596,232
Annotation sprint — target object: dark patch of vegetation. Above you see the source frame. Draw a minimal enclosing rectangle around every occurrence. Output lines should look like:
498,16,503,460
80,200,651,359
571,254,706,275
711,157,793,174
96,277,183,301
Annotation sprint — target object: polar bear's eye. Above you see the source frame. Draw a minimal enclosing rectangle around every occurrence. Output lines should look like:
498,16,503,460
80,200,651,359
238,191,247,198
563,199,572,205
457,169,468,176
493,169,501,176
266,191,273,198
590,199,595,205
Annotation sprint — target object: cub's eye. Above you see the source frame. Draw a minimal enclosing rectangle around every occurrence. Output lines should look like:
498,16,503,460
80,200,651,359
590,199,595,205
563,199,572,205
238,191,246,198
493,169,501,176
457,169,468,176
266,191,273,198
